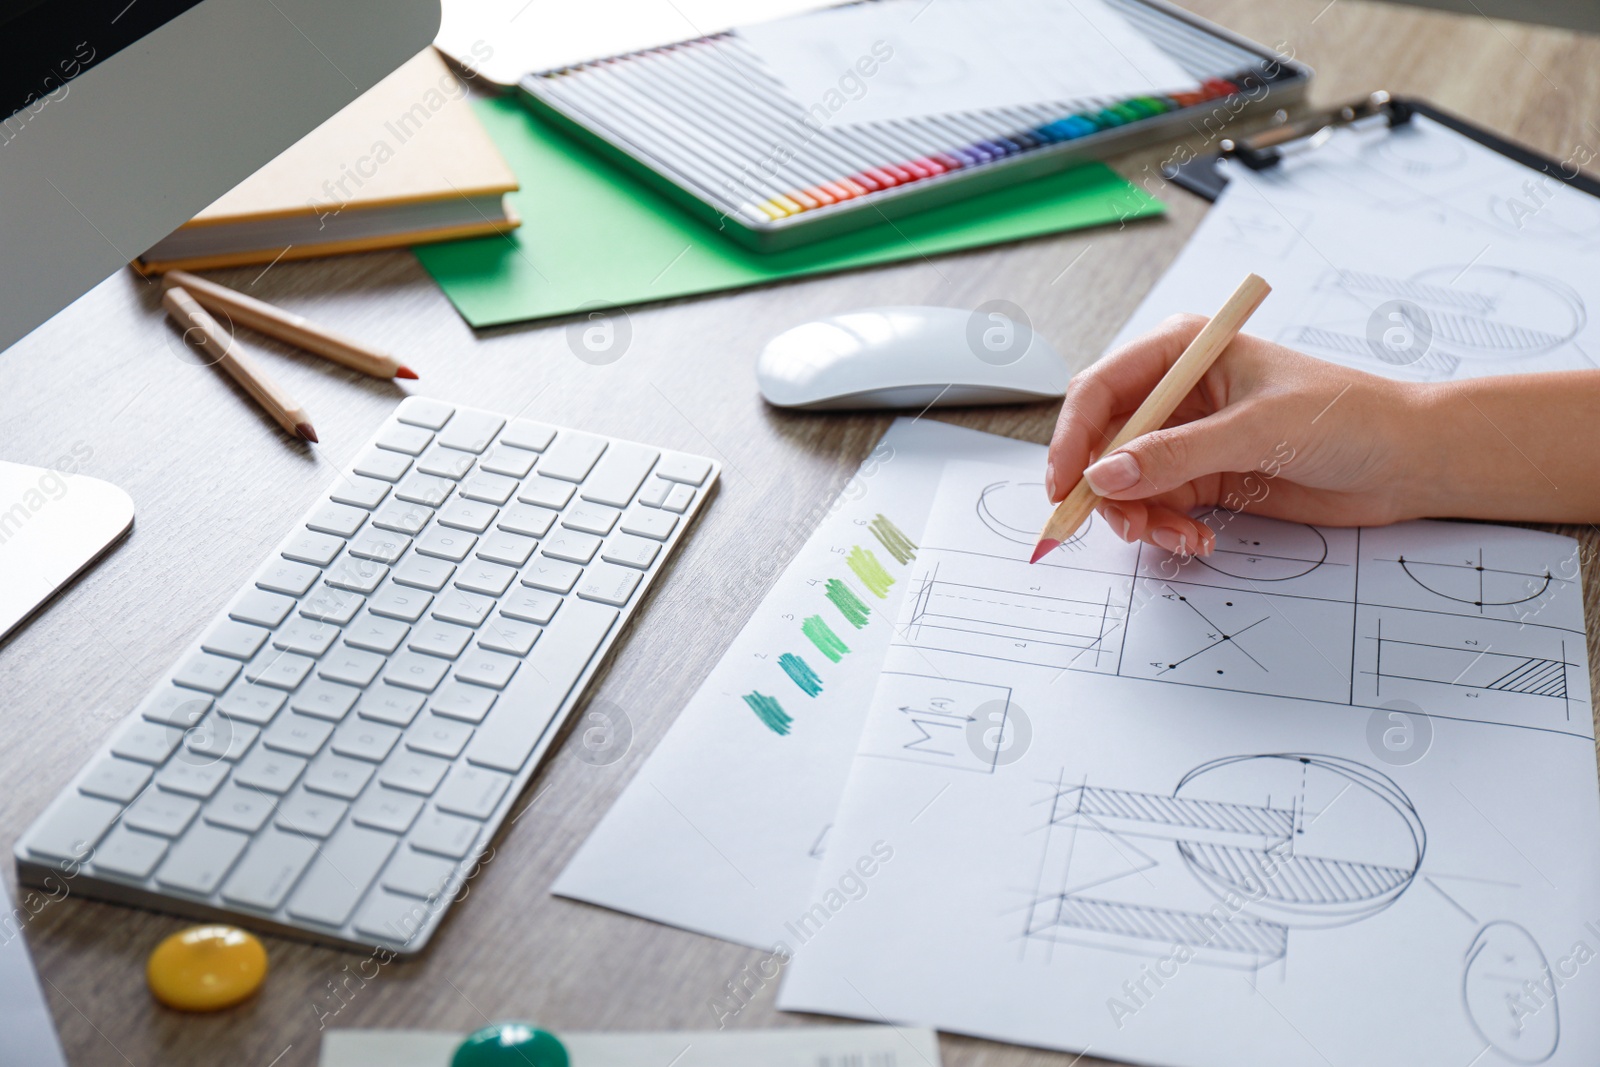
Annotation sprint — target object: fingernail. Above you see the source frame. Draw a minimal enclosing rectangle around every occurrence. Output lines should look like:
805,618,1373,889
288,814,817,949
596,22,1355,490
1152,527,1187,556
1044,460,1057,502
1084,452,1140,495
1102,504,1131,542
1197,527,1216,556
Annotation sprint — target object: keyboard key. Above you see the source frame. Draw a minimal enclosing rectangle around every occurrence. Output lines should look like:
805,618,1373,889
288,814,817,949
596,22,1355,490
385,652,450,692
638,477,671,508
370,582,435,619
356,687,426,728
416,446,475,480
430,682,497,724
330,475,390,509
408,620,474,659
112,720,181,764
79,756,153,803
522,558,581,594
499,419,556,452
542,530,601,564
282,529,344,567
396,398,455,430
501,588,561,624
379,749,450,795
454,651,519,690
332,721,402,763
437,499,499,533
416,527,477,562
437,411,504,453
394,556,456,592
235,746,310,791
246,649,316,690
353,447,412,482
372,502,432,536
202,620,270,661
353,890,431,946
273,615,339,656
579,442,658,507
320,647,386,687
477,532,538,568
375,423,434,455
23,793,122,862
517,476,574,510
563,502,620,535
459,472,518,505
204,784,275,833
138,687,212,729
479,445,537,478
350,533,411,564
172,650,243,694
498,503,557,539
290,679,362,721
303,752,376,799
287,823,397,927
257,558,320,597
260,714,334,760
216,681,288,724
324,556,389,595
156,759,229,799
456,560,517,597
602,534,660,570
620,507,677,541
353,786,424,834
185,714,259,762
229,588,295,627
221,830,319,910
395,473,453,507
478,617,539,657
406,715,473,759
538,431,607,482
655,453,713,485
155,824,249,894
434,766,512,820
123,789,201,837
382,849,456,899
345,612,410,655
275,786,349,837
409,809,481,858
663,483,696,513
300,583,365,624
307,501,368,538
465,600,617,772
578,562,643,607
432,589,494,627
92,827,168,879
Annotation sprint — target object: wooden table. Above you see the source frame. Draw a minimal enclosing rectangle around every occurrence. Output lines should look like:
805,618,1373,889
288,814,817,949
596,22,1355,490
5,2,1599,1064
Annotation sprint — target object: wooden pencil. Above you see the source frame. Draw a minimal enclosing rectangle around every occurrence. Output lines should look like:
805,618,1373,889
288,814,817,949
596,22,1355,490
163,286,319,443
162,269,417,381
1031,272,1271,563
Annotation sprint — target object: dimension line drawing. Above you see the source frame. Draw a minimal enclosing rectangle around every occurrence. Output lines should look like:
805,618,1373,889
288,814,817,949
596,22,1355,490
1194,509,1330,582
1391,548,1554,611
858,671,1017,774
1025,754,1425,971
1370,622,1570,701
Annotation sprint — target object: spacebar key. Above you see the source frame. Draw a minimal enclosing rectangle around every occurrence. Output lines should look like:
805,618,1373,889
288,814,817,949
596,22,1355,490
465,600,618,772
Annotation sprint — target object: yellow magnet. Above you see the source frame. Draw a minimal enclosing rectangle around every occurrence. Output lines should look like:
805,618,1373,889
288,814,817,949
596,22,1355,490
146,925,268,1011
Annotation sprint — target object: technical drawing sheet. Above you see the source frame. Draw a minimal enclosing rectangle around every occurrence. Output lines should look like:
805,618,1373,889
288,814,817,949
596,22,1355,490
1113,112,1600,380
779,460,1600,1067
554,421,1044,949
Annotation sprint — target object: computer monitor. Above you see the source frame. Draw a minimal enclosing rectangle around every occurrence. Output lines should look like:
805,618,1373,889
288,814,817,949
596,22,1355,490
0,0,441,354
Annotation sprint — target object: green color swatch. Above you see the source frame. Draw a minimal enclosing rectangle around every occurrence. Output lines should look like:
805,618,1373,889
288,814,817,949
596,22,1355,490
826,578,871,629
801,614,850,663
778,653,823,697
743,691,792,736
869,514,916,566
414,97,1165,328
846,546,894,599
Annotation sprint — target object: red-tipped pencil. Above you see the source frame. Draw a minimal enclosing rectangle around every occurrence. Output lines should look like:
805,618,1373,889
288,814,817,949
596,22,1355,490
1031,273,1272,563
162,269,417,380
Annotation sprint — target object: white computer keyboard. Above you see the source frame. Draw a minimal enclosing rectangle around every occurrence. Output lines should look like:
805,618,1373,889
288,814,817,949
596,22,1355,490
14,398,718,954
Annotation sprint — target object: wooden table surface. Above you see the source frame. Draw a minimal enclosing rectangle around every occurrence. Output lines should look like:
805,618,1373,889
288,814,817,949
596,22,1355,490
5,2,1600,1065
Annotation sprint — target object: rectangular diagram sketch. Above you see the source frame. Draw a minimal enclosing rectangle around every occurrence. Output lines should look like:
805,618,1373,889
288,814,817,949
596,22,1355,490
855,671,1017,774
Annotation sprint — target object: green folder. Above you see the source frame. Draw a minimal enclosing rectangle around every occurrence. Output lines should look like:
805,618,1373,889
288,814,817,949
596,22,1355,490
414,97,1164,328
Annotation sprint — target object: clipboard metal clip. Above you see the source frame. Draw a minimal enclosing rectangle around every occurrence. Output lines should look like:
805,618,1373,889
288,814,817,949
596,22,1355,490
1219,90,1409,171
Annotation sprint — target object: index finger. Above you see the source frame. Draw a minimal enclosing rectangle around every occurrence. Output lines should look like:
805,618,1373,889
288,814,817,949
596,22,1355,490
1046,313,1206,502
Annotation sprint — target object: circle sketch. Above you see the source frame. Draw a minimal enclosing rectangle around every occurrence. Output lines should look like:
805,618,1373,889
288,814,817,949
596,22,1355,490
977,480,1092,549
1195,508,1328,581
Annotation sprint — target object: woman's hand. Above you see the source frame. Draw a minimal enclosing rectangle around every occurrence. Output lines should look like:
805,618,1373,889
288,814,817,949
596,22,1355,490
1046,314,1426,556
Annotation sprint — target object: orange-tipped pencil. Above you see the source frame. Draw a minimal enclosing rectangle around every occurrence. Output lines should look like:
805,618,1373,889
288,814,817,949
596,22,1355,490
1031,272,1271,563
162,269,417,381
163,286,318,443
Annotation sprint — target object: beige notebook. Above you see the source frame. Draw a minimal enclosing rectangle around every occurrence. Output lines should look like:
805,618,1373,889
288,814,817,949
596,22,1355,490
137,49,518,273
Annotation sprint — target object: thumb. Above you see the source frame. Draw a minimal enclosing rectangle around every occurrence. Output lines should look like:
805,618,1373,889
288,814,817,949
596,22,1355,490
1082,409,1277,500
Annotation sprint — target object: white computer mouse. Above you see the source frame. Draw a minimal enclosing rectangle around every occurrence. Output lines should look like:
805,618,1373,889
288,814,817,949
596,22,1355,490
756,306,1072,410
